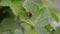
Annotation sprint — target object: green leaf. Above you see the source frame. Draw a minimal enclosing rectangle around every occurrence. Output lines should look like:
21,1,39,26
35,8,50,34
0,0,56,34
0,0,25,15
0,6,14,23
23,0,50,34
50,11,59,22
30,0,43,6
48,7,59,22
0,18,23,34
35,26,49,34
45,24,55,33
53,27,60,34
23,0,41,26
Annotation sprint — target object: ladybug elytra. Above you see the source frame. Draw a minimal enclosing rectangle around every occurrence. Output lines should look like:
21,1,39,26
28,11,33,18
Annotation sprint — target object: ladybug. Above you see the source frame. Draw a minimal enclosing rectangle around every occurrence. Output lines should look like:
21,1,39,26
28,11,33,18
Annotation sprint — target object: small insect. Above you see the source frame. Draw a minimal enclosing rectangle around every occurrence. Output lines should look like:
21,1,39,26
28,11,33,18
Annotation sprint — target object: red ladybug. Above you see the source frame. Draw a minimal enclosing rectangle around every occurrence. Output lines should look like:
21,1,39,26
28,11,33,18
